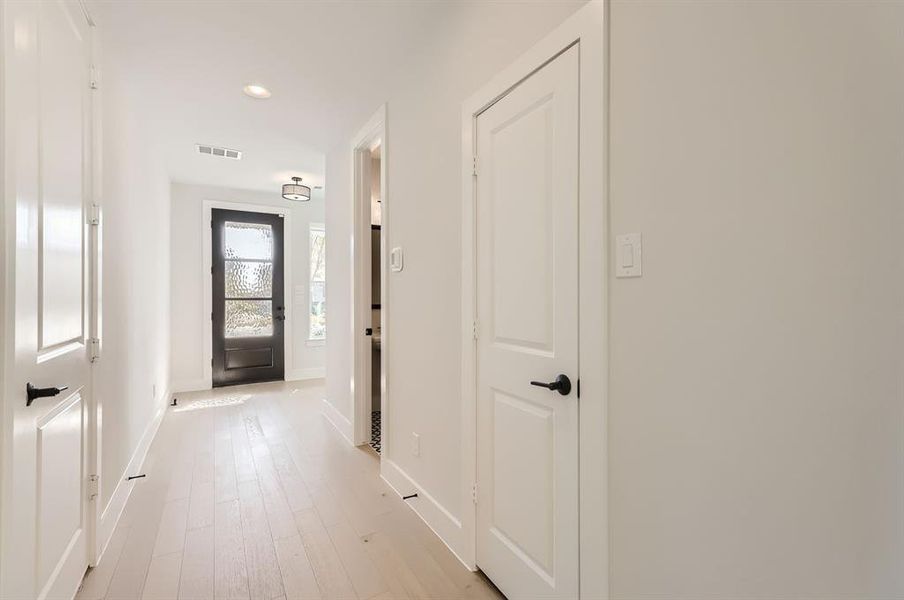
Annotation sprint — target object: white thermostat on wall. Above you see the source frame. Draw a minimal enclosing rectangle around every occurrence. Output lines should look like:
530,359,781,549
390,247,404,272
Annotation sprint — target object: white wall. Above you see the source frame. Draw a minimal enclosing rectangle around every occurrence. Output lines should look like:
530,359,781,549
170,182,326,392
325,147,353,420
325,0,585,553
94,31,172,522
608,1,904,596
324,0,904,594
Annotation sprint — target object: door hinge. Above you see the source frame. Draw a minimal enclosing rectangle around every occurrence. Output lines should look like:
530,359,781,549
472,320,479,341
471,483,478,505
87,203,100,226
89,337,101,362
89,65,99,90
472,156,478,177
87,474,99,501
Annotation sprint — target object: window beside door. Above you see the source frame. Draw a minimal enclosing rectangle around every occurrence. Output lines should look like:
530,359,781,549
310,224,326,340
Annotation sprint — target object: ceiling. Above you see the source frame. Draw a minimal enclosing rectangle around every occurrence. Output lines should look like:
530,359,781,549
91,0,582,193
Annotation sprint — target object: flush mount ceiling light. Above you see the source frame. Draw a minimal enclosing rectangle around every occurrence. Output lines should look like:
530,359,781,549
282,177,311,202
243,84,271,99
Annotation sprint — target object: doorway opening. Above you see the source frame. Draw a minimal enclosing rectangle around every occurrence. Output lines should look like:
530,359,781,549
369,145,383,452
352,106,388,452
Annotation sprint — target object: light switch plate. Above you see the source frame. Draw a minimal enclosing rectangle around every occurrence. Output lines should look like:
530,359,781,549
616,233,642,278
390,246,404,272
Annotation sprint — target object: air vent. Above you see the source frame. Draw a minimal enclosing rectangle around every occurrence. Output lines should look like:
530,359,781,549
196,144,242,160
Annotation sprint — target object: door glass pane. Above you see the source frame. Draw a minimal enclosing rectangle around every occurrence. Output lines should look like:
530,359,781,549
226,261,272,298
225,300,273,338
224,222,273,259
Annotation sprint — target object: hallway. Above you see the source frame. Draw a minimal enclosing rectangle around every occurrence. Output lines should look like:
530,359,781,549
76,381,502,600
6,0,904,597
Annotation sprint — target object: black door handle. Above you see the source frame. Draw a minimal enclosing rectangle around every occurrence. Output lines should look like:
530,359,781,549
365,328,373,336
275,306,286,321
26,383,69,407
530,374,572,396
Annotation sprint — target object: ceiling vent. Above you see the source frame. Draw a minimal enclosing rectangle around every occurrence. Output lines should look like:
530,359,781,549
197,144,242,160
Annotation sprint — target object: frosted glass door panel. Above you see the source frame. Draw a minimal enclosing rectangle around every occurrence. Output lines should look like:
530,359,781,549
225,300,273,338
224,222,272,259
226,261,273,298
223,221,274,337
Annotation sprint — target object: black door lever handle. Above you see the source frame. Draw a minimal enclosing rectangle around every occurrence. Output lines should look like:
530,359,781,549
26,383,69,407
530,374,572,396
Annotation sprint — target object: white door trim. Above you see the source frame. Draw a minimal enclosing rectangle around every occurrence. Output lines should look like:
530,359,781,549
350,105,388,449
201,200,294,389
459,2,608,596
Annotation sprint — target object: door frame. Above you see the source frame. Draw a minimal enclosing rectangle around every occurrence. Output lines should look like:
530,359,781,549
201,200,294,388
350,105,389,449
459,2,608,597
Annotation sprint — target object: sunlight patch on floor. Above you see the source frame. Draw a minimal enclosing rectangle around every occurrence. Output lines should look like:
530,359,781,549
173,394,250,412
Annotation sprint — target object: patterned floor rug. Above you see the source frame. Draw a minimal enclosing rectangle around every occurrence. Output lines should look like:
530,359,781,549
371,410,381,453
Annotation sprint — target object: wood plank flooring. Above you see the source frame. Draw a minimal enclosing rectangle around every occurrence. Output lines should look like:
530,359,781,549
77,380,504,600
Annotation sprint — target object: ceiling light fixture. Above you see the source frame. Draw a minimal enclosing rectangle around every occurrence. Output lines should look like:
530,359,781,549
282,177,311,202
243,84,271,99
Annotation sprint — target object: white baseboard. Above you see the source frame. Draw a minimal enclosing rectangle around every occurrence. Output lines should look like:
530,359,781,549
95,391,168,563
286,367,325,381
321,398,354,444
170,378,210,394
380,458,471,570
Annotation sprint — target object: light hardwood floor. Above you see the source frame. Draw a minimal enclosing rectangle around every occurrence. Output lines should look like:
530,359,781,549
77,380,504,600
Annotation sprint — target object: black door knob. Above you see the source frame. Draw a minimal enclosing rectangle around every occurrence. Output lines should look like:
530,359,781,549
26,383,69,407
365,328,373,336
530,374,572,396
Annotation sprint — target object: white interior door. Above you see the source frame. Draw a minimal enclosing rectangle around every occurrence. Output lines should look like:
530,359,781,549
2,1,94,598
475,45,580,599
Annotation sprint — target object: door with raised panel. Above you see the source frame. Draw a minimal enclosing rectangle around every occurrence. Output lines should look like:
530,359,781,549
475,45,580,599
2,1,95,598
211,209,285,386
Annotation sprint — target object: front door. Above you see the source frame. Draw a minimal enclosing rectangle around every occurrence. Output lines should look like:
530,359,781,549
212,209,285,386
475,45,580,599
2,1,95,598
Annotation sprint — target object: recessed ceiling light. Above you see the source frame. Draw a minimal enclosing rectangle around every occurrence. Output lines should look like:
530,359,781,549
243,84,271,99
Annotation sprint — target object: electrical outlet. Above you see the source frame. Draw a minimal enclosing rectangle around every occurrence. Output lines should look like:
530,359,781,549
411,432,420,457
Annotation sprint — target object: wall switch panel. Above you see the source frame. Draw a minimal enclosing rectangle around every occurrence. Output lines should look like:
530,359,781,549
616,233,642,278
390,247,404,272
